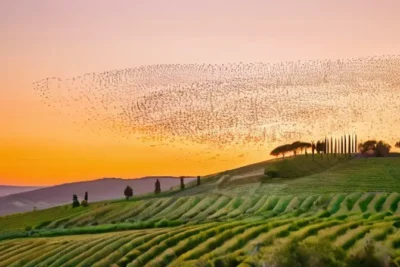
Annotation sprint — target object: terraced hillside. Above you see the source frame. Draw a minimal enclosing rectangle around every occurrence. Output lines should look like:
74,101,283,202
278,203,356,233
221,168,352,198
1,157,400,266
2,207,400,266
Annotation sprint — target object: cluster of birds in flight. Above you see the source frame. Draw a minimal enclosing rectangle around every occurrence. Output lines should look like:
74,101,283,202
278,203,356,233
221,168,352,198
33,55,400,159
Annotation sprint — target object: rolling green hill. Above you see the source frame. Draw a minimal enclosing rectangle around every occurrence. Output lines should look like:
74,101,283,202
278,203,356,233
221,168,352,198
1,156,400,266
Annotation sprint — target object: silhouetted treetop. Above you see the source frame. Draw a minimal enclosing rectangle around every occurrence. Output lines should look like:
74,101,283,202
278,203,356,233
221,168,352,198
359,140,391,157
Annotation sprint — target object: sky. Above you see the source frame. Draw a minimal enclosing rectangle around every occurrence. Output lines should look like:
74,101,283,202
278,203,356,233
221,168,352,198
1,0,400,186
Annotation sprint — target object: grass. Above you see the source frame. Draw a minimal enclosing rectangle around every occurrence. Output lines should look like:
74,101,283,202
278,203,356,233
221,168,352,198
264,155,348,179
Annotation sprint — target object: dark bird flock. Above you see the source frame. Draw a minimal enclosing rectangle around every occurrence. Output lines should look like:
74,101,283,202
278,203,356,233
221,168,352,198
33,56,400,157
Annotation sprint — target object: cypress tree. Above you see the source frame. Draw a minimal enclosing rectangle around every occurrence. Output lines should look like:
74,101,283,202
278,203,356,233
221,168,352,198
84,191,88,202
327,137,330,157
348,134,351,156
321,140,323,158
180,176,185,190
311,142,315,162
154,179,161,194
355,134,358,153
197,176,201,186
331,137,333,155
72,194,80,208
334,138,337,157
344,135,347,156
325,137,328,156
340,136,343,155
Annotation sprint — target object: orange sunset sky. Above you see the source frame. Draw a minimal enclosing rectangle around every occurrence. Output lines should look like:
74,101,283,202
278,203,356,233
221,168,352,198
1,0,400,186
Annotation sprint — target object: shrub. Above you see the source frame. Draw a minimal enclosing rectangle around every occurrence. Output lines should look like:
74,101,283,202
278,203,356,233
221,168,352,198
34,220,52,230
390,195,400,212
212,256,241,267
81,200,88,207
392,238,400,249
154,219,183,228
374,194,388,212
25,225,32,231
270,239,346,267
72,194,80,208
155,219,169,228
393,220,400,228
317,210,331,218
346,240,388,267
265,170,279,178
359,194,375,212
362,212,371,219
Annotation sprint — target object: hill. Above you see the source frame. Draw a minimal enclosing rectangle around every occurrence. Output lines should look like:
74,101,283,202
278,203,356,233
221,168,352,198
178,156,400,197
2,156,400,230
0,186,43,197
1,156,400,266
0,177,195,216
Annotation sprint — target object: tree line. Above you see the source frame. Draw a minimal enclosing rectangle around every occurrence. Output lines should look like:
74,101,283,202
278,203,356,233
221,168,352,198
270,134,398,160
121,176,202,200
72,191,88,208
72,176,203,207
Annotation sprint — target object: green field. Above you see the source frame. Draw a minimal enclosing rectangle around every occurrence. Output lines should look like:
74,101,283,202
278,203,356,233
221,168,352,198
1,156,400,266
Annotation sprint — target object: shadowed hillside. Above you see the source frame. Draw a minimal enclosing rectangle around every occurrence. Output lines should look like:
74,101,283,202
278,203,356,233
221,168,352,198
0,186,44,198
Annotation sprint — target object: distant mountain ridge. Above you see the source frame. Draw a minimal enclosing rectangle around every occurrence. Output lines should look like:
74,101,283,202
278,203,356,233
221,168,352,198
0,176,195,216
0,186,44,198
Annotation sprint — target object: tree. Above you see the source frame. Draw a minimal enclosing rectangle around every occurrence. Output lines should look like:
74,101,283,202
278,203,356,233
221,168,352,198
197,176,201,186
316,141,326,155
72,194,80,208
289,141,310,156
180,176,185,190
297,142,311,156
355,134,358,153
311,142,316,161
84,191,88,202
124,186,133,200
341,136,344,155
359,140,377,154
334,138,337,157
359,140,391,157
376,141,391,157
348,135,351,157
154,179,161,194
290,141,301,156
396,142,400,149
270,144,292,158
